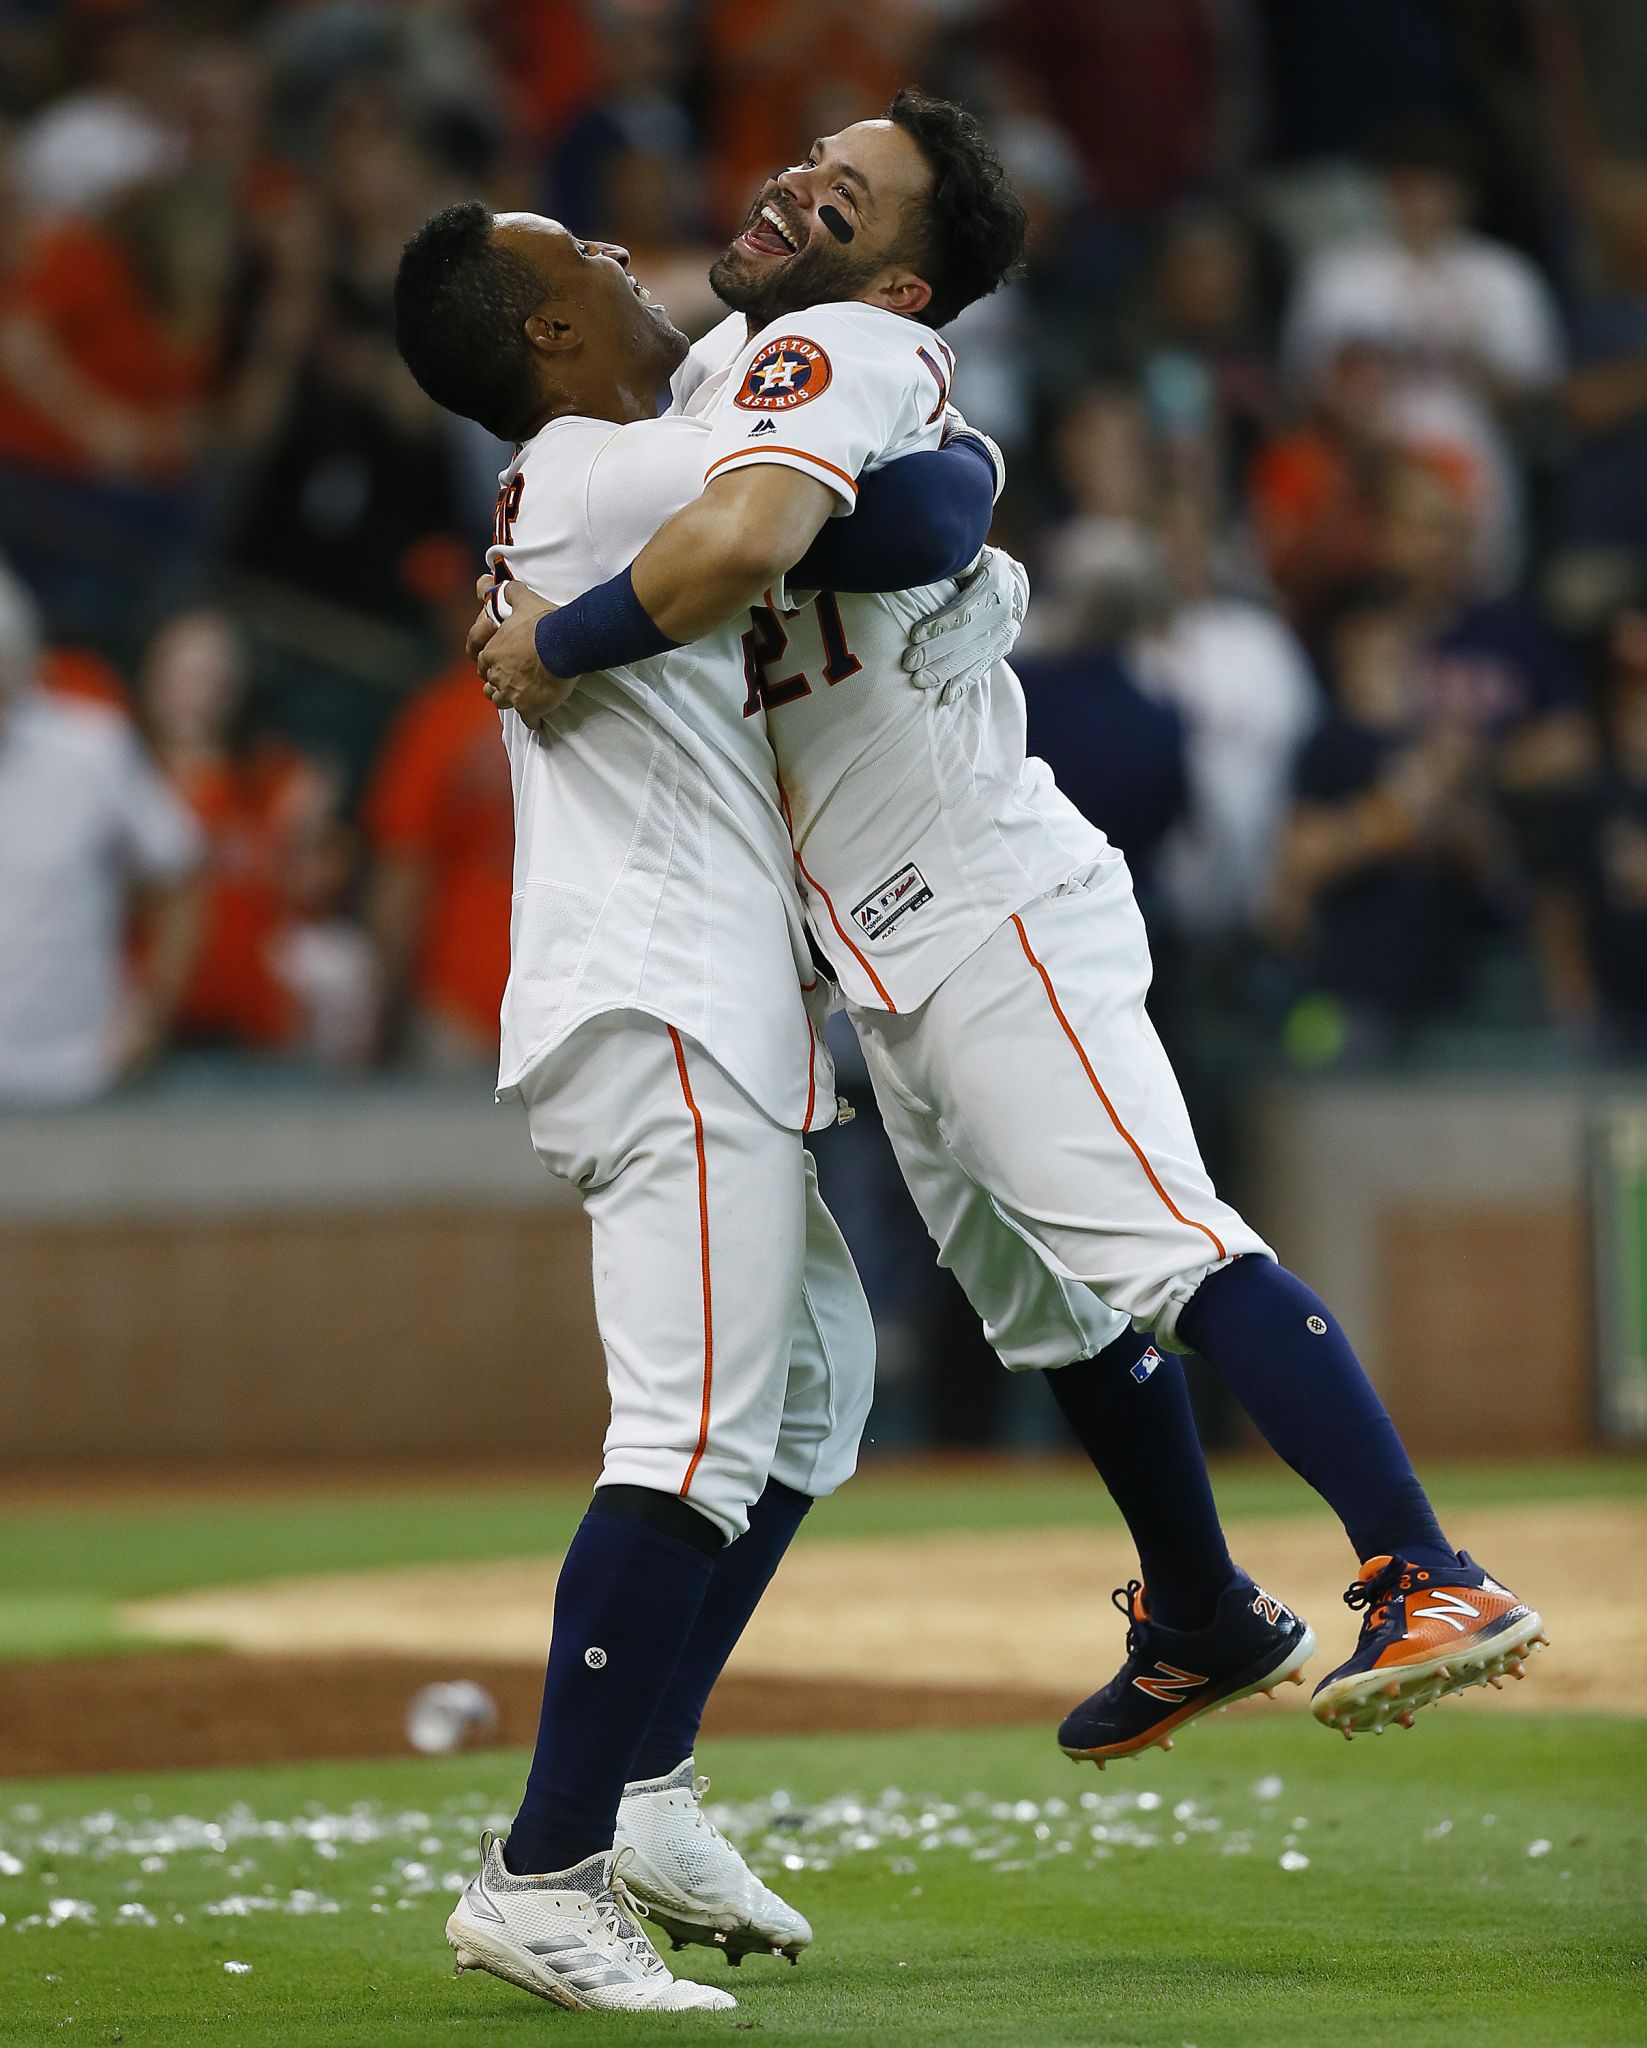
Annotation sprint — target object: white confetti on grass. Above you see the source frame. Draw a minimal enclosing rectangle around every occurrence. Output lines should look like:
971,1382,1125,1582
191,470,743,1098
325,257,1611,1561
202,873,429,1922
223,1960,252,1974
0,1778,1332,1932
1279,1850,1311,1872
1528,1839,1553,1859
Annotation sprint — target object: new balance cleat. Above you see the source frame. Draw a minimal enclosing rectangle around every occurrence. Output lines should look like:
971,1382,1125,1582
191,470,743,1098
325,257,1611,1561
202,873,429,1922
1059,1573,1315,1765
446,1833,735,2013
616,1756,811,1965
1311,1551,1547,1738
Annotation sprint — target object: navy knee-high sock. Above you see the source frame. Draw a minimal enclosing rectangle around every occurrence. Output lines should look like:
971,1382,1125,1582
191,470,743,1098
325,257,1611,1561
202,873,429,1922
629,1477,813,1783
1176,1259,1452,1567
1044,1329,1235,1630
505,1487,720,1876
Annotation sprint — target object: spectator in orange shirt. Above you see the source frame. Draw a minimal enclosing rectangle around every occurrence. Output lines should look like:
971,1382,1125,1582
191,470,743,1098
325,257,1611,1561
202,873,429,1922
140,608,372,1060
364,624,515,1069
0,203,207,484
1248,339,1395,641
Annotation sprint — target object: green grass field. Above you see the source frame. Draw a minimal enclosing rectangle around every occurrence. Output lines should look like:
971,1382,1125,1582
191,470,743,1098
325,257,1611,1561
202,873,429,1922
1,1716,1643,2046
1,1457,1642,2042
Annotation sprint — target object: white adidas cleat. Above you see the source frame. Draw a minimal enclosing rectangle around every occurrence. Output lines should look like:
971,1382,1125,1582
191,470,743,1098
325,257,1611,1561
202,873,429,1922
446,1832,735,2013
616,1756,812,1965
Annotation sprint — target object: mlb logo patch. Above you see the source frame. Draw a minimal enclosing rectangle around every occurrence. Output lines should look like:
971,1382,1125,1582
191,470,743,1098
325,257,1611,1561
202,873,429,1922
1131,1346,1163,1384
734,335,833,411
851,862,932,942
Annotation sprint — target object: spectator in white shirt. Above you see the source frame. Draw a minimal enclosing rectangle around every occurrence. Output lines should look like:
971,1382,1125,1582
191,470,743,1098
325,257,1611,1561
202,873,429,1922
0,563,203,1105
1133,493,1320,939
1283,124,1565,585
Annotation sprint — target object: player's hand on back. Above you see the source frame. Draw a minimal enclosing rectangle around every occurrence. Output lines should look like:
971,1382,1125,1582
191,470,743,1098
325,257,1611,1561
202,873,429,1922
470,579,576,733
901,546,1030,707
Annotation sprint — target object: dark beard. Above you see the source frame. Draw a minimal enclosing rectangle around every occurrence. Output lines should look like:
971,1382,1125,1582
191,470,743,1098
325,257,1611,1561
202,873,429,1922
709,233,886,328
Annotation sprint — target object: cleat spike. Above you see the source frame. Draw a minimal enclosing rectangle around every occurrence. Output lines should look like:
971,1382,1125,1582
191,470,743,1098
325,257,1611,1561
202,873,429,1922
1398,1711,1414,1729
1262,1689,1275,1701
1385,1680,1402,1698
1159,1737,1174,1752
1287,1668,1306,1686
1487,1674,1503,1690
1509,1662,1526,1679
1435,1665,1451,1682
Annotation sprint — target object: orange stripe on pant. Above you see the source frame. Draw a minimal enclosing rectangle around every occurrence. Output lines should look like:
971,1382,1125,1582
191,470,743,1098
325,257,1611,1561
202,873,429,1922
1009,914,1228,1263
776,775,896,1011
668,1027,715,1497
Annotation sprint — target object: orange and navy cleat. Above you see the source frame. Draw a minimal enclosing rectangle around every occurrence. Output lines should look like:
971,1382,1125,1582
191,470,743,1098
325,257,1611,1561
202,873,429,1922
1059,1575,1314,1767
1311,1551,1547,1739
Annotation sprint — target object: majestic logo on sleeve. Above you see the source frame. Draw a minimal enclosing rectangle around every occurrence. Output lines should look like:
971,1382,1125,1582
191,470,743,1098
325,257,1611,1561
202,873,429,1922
734,336,833,411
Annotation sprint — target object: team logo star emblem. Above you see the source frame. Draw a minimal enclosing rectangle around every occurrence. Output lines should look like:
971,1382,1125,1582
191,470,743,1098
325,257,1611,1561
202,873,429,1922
734,335,834,411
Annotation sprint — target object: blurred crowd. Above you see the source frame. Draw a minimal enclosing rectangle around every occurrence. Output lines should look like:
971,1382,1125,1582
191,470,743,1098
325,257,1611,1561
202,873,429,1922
4,0,1647,1115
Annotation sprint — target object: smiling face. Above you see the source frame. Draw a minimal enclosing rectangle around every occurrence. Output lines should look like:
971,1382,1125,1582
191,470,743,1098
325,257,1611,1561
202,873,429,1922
491,212,690,406
710,119,936,329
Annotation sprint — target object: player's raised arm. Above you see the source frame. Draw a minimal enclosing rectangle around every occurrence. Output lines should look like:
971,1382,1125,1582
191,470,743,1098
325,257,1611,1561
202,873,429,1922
630,462,839,643
473,92,1028,718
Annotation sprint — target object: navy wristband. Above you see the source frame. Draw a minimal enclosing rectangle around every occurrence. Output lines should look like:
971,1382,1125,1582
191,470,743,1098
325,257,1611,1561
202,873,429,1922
533,566,681,677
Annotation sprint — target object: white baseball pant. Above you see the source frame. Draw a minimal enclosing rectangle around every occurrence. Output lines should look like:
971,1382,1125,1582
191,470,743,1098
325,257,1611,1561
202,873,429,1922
520,1009,875,1541
851,854,1273,1364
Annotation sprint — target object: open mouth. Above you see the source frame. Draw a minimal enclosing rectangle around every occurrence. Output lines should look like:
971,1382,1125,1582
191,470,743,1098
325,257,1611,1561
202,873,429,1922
738,200,805,259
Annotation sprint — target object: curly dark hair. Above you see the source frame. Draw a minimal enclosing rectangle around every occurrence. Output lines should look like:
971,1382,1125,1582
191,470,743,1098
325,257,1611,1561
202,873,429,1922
886,88,1027,328
393,201,546,440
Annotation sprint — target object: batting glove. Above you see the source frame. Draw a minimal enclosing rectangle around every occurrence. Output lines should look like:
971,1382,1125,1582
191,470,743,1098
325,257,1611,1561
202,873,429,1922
901,546,1030,706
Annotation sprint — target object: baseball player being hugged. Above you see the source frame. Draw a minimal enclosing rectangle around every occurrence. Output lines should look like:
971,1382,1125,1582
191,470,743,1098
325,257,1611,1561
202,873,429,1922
478,91,1547,1791
393,132,1024,2012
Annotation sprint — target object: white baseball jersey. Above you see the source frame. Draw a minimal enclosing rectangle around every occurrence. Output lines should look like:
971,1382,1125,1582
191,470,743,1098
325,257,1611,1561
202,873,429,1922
486,414,833,1131
685,310,1269,1360
689,305,1109,1013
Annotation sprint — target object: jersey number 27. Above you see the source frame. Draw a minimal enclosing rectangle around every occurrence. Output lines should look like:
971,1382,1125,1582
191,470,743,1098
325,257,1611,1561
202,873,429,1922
742,593,861,717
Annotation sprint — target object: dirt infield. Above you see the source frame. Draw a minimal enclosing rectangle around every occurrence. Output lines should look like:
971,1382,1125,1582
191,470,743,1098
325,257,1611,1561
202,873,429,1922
6,1499,1640,1777
0,1657,1070,1778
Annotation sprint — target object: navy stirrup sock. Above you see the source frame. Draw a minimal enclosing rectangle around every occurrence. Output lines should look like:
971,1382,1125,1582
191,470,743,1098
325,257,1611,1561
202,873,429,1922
1176,1260,1453,1568
630,1478,813,1784
504,1487,721,1876
1044,1331,1235,1631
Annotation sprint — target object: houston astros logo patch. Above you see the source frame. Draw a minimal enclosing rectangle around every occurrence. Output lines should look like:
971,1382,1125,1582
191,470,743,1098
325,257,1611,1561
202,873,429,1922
734,336,833,411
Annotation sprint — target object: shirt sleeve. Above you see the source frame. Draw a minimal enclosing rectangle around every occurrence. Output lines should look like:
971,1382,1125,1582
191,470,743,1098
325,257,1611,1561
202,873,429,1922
700,308,951,512
1473,252,1565,389
108,726,203,882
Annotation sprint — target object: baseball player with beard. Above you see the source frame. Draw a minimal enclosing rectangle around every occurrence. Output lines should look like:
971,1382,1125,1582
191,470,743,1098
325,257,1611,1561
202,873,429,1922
479,89,1546,1788
393,156,1022,2010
